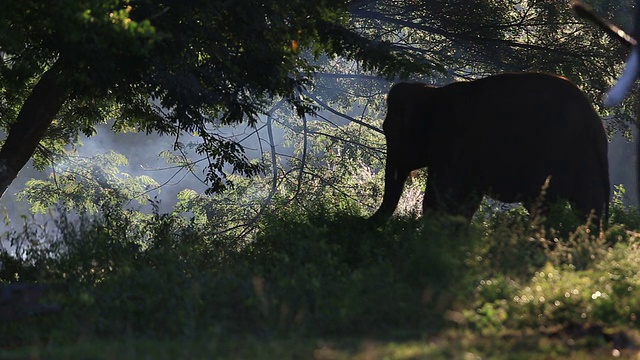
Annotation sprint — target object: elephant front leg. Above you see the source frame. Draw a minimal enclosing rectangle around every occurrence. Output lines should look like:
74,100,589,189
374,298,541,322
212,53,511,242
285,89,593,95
423,177,482,223
369,161,410,223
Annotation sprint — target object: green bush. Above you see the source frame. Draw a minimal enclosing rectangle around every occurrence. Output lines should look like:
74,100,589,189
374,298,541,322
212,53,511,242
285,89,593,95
2,193,640,350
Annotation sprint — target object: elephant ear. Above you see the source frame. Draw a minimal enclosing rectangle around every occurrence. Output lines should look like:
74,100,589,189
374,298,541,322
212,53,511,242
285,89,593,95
384,82,427,132
386,82,436,135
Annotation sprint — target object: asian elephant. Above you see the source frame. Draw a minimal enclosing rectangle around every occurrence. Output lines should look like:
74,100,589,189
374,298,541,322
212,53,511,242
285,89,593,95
370,73,610,229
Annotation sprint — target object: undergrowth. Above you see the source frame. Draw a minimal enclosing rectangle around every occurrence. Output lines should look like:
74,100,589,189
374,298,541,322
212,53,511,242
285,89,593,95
1,194,640,357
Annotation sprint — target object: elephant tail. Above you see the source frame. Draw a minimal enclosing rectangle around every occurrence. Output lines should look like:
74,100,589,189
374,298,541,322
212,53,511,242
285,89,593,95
602,197,610,232
601,162,611,233
597,126,610,233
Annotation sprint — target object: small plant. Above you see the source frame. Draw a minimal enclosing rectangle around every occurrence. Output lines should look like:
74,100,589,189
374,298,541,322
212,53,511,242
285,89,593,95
609,185,640,231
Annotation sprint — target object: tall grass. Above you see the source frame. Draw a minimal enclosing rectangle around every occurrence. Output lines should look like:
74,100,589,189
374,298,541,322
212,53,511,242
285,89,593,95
1,195,640,354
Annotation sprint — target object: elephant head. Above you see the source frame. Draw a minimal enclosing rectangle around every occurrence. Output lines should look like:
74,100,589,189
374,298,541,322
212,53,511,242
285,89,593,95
370,73,610,230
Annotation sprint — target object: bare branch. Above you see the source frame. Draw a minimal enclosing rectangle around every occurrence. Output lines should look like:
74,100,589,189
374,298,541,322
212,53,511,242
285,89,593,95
293,114,309,201
257,98,286,213
303,90,384,134
307,130,384,154
315,73,388,81
352,8,610,59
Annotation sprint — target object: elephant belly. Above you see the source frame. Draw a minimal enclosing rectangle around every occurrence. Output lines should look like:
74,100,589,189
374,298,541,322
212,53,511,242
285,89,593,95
485,187,529,204
482,172,557,204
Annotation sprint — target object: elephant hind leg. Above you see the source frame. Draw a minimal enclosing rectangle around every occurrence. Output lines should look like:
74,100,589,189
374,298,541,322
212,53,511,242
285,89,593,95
568,178,608,233
523,197,553,223
525,195,605,234
573,199,606,233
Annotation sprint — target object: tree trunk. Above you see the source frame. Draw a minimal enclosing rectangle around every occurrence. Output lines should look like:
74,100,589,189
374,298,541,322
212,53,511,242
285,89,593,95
0,60,69,199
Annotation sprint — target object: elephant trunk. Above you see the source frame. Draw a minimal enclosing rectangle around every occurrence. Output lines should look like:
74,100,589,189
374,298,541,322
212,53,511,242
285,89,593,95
369,160,409,223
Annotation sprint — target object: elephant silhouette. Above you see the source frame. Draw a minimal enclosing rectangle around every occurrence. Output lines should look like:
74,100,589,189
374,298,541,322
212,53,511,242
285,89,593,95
370,73,610,230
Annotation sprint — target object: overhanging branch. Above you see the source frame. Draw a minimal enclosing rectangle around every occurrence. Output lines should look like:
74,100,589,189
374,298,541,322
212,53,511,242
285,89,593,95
302,90,384,135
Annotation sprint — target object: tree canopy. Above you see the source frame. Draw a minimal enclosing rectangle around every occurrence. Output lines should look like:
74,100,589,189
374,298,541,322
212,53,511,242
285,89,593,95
0,0,427,198
1,0,636,207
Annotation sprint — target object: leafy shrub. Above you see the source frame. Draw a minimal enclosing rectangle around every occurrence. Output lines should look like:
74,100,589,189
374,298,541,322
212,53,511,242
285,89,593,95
609,185,640,232
3,188,640,349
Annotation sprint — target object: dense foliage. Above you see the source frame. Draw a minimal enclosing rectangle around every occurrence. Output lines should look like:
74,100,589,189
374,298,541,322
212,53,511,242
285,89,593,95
2,190,640,358
0,0,427,198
